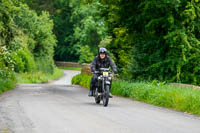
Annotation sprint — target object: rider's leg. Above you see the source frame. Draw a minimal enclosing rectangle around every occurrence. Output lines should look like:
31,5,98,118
88,74,97,96
88,81,94,96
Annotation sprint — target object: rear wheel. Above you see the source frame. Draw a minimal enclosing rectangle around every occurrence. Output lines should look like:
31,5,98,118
103,85,110,107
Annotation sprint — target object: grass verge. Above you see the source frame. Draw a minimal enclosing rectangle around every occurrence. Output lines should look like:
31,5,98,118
57,66,81,71
0,73,16,95
16,67,64,84
72,73,200,116
0,67,64,95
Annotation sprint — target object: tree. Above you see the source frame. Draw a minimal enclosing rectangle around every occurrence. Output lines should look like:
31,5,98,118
100,0,200,84
70,0,107,60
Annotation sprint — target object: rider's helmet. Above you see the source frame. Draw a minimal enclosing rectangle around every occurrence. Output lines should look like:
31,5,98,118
99,47,107,55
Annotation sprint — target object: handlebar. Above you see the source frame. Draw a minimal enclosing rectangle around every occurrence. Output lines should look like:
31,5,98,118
99,68,109,71
93,68,117,75
93,71,113,74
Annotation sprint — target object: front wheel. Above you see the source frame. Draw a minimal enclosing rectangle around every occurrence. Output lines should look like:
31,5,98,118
102,85,110,107
94,88,100,104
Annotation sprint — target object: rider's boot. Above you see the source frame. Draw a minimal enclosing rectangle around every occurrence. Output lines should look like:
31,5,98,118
88,84,94,97
88,89,93,96
88,81,94,97
109,92,113,98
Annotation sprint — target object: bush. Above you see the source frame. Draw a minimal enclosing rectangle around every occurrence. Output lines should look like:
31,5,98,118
13,3,56,74
11,52,25,73
0,0,58,94
0,72,16,94
72,73,91,88
35,57,55,74
11,48,36,73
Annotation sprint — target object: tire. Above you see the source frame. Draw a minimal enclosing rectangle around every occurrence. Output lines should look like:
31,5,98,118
103,85,110,107
94,89,100,104
95,97,101,104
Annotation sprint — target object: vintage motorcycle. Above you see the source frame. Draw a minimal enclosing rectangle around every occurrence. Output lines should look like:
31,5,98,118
93,68,113,107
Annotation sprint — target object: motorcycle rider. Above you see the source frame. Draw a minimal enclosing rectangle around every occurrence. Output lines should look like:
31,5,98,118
88,47,117,97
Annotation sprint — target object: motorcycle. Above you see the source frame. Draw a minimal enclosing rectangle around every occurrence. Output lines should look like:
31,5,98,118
93,68,113,107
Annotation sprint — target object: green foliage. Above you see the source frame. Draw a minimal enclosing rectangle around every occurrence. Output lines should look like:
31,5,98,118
0,72,16,94
23,0,107,62
11,48,35,73
19,0,200,85
21,0,77,61
0,0,58,93
71,0,106,53
0,46,15,73
112,80,200,115
100,0,200,85
54,0,107,62
72,73,91,88
109,28,132,78
0,0,56,73
0,0,17,93
79,45,94,63
57,66,82,71
72,73,200,116
0,0,16,46
13,4,56,73
35,57,55,74
51,0,78,61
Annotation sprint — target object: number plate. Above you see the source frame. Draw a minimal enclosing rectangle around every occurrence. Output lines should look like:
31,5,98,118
103,72,109,76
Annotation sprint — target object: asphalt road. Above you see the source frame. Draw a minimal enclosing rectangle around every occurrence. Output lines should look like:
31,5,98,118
0,70,200,133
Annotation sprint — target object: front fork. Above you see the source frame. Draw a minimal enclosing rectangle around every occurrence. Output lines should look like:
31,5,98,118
102,77,105,93
102,77,110,94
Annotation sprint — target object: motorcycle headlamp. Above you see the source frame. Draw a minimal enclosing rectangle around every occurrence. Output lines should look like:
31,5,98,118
98,76,102,80
103,72,109,76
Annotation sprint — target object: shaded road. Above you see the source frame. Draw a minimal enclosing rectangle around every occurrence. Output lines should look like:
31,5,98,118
0,70,200,133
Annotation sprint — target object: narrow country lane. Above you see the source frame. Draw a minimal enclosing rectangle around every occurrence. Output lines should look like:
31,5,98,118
0,70,200,133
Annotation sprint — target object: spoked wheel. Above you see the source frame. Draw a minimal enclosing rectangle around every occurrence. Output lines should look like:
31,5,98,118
94,89,100,104
102,85,110,107
95,97,101,104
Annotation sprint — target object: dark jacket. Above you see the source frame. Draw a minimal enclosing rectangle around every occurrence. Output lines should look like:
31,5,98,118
90,56,117,73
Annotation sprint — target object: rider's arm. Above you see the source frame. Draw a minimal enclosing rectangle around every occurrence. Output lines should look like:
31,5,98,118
108,56,117,74
90,56,97,72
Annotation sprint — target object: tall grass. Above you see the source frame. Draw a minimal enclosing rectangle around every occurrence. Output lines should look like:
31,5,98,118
16,67,64,84
57,66,81,71
112,80,200,115
72,73,200,116
0,73,16,94
0,68,64,96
